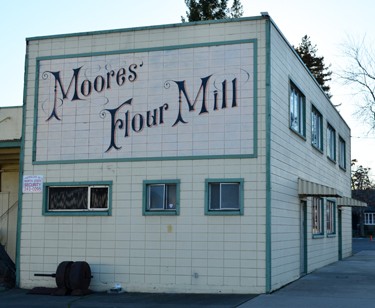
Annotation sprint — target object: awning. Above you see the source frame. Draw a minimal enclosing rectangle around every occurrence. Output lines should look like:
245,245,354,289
337,196,367,207
298,178,343,197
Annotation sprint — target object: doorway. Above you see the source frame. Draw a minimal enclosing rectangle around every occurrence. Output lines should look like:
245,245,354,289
300,200,307,275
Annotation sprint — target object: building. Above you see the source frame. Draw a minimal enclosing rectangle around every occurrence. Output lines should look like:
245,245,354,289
17,15,365,294
0,106,22,263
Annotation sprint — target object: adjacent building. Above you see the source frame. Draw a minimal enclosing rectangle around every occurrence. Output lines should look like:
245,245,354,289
0,106,22,263
17,15,365,294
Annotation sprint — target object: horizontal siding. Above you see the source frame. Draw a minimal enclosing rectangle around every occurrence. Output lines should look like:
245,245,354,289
269,23,351,291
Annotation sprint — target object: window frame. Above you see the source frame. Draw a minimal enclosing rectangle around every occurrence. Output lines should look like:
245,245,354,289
311,105,323,152
289,81,306,138
43,181,112,216
327,123,336,162
326,199,336,236
205,178,244,215
312,197,324,237
143,179,180,216
338,136,346,170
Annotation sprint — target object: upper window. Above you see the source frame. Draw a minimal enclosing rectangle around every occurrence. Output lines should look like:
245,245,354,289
339,136,346,170
143,180,180,215
44,182,111,216
290,82,306,137
205,179,244,215
326,200,336,235
327,124,336,161
311,106,323,151
312,197,324,236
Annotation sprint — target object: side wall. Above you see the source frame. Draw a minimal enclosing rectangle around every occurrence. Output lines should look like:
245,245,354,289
268,22,352,291
19,19,269,293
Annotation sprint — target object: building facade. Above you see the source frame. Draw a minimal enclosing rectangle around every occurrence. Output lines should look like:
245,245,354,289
17,15,361,294
0,106,22,263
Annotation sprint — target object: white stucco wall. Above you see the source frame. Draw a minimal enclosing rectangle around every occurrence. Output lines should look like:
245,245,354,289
20,18,269,293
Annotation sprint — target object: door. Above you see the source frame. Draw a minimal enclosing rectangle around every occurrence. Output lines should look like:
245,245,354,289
338,208,343,260
300,200,307,274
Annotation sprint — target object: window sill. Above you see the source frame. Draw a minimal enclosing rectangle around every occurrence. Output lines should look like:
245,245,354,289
312,144,323,154
43,210,111,216
290,127,306,141
312,234,324,239
205,210,243,216
143,210,179,216
327,156,336,164
327,233,336,238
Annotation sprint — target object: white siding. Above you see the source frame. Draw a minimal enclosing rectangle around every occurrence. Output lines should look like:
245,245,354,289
269,23,351,290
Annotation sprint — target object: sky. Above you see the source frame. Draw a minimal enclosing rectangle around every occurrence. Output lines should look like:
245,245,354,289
1,0,374,179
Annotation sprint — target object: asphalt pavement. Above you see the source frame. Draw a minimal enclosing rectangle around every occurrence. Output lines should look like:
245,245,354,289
0,238,374,307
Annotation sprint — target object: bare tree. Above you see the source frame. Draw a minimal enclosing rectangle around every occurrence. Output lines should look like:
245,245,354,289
340,36,375,131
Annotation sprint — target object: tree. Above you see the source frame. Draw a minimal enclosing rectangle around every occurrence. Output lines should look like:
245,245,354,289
351,159,374,190
181,0,243,22
340,37,375,131
351,159,375,237
295,35,332,98
230,0,243,18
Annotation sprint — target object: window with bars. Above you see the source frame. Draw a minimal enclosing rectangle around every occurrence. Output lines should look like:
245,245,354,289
326,200,335,235
312,197,324,236
365,213,375,225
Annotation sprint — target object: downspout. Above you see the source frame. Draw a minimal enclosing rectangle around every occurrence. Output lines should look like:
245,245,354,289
264,13,272,293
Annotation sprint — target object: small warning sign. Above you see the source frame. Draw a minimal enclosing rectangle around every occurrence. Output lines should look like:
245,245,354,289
23,175,43,193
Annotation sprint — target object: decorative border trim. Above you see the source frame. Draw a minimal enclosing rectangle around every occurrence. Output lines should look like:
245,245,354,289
32,39,258,165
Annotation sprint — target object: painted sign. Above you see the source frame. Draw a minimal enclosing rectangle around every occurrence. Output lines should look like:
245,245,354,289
36,42,255,161
23,175,43,193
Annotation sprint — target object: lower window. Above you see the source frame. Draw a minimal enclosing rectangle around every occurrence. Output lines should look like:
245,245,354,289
365,213,375,225
44,182,111,216
143,180,180,215
312,197,324,236
326,200,336,235
205,179,244,215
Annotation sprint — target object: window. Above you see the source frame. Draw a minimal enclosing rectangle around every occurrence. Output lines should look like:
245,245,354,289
290,82,306,137
326,200,336,235
312,197,324,236
205,179,244,215
311,106,323,151
365,213,375,225
143,180,180,215
44,182,111,216
339,137,346,169
327,124,336,161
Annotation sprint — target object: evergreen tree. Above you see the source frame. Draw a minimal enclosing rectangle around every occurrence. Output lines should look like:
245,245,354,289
295,35,332,98
230,0,243,18
182,0,243,22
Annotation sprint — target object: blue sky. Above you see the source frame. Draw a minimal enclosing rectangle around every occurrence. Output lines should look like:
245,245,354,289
1,0,374,177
